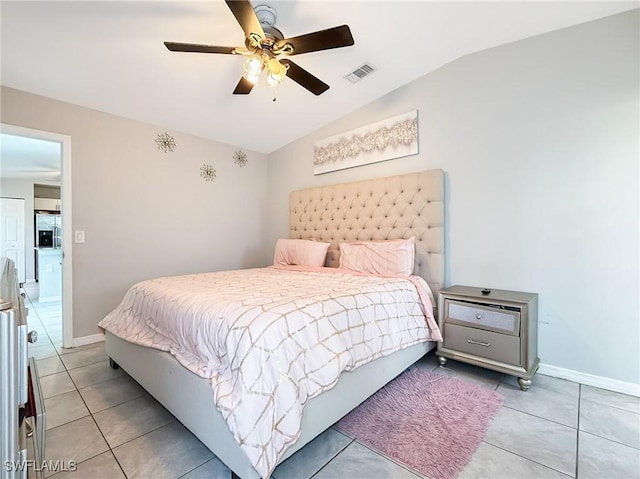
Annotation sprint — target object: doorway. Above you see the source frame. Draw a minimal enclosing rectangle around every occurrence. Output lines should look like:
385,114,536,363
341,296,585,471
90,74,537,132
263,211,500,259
0,123,73,348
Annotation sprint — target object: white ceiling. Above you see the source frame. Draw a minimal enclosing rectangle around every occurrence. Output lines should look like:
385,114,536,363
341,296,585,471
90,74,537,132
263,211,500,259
1,1,636,154
0,134,62,181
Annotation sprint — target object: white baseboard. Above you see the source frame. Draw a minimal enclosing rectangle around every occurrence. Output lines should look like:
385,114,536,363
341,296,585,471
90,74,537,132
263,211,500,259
539,363,640,397
72,333,105,348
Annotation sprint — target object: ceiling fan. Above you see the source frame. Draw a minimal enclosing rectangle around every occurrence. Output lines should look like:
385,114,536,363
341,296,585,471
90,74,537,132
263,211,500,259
164,1,354,96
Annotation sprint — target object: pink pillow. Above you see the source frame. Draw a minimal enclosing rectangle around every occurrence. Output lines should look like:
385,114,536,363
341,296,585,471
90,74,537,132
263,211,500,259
339,237,415,276
273,239,330,267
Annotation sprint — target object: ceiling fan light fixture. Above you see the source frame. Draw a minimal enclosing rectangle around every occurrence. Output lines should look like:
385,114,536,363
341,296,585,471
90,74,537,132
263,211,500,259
243,54,264,83
266,72,282,87
266,58,288,86
164,0,355,96
244,54,263,74
244,71,262,84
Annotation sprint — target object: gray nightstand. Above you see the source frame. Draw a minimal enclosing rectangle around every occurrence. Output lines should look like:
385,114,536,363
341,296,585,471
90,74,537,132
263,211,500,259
436,285,539,391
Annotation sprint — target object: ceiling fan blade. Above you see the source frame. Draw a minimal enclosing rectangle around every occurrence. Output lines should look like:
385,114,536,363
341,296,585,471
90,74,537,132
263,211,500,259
225,0,265,40
164,42,237,54
280,59,329,96
233,77,254,95
276,25,354,56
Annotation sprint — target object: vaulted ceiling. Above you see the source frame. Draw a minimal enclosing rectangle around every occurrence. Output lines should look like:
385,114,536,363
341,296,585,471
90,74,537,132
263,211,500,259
1,1,636,154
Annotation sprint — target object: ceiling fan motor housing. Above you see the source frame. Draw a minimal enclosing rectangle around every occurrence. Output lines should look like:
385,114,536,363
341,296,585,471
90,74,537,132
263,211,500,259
254,5,277,27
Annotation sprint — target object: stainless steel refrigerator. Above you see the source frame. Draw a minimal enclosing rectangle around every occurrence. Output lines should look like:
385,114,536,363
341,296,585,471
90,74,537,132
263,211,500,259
34,213,61,249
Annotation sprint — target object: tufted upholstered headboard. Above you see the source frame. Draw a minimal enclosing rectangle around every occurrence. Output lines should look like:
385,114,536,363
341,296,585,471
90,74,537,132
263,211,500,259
289,170,444,296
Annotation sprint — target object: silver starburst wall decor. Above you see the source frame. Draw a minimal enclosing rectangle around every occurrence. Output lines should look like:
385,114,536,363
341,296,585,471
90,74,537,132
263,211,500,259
200,164,217,182
156,133,176,153
233,150,248,167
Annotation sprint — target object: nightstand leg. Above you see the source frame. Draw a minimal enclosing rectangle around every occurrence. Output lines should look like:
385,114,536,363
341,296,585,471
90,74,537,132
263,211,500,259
438,356,447,367
518,377,532,391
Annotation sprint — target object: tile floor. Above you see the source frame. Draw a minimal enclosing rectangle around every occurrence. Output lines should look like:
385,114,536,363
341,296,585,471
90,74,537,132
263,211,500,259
24,286,640,479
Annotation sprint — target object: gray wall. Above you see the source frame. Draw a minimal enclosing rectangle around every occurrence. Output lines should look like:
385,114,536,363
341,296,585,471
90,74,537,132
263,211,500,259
1,87,270,337
267,11,639,385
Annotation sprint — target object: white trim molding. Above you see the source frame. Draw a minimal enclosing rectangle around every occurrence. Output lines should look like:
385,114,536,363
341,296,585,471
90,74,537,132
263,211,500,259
72,333,105,348
539,363,640,397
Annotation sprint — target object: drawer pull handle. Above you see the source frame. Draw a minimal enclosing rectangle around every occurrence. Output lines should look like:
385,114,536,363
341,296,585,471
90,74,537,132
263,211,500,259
475,314,483,320
467,339,491,347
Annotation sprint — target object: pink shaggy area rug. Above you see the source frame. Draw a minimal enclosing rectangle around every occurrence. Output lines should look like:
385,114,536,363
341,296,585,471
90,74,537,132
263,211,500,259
336,368,504,479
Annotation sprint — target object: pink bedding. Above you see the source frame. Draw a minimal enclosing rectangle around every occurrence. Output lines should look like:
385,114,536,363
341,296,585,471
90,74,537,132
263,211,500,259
99,266,441,478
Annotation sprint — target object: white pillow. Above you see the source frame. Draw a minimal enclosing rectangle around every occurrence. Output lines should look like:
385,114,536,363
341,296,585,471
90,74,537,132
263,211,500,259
273,239,330,267
339,237,415,276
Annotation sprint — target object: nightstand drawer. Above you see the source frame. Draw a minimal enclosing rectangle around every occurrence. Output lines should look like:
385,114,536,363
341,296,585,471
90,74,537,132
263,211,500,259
445,300,520,336
443,323,520,365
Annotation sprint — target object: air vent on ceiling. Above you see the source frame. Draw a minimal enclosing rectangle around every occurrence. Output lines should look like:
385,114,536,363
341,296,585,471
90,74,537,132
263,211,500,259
345,63,376,83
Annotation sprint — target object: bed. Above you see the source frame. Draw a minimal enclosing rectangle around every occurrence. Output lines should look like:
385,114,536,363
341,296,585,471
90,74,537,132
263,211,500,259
101,169,445,479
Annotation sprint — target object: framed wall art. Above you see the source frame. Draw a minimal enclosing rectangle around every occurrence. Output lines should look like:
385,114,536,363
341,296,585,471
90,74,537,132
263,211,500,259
313,110,418,175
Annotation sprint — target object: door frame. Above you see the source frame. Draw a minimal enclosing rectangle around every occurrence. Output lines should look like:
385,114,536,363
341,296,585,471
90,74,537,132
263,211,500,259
1,123,73,348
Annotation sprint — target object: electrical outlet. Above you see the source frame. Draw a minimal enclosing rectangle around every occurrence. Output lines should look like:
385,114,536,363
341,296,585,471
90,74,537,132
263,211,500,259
74,231,85,243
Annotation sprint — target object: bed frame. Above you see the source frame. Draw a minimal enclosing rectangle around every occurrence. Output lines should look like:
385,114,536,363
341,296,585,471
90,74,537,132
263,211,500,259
105,169,445,479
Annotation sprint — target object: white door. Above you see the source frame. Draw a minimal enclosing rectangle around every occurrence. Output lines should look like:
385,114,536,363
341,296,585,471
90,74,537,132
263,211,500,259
0,198,26,283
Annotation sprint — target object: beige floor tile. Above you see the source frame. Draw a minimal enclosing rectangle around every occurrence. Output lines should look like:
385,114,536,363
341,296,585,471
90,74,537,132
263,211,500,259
79,375,146,413
28,342,58,360
578,431,640,479
36,355,66,377
112,421,213,479
581,384,640,414
580,398,640,449
60,344,106,368
40,371,76,399
43,417,109,478
312,441,420,479
42,324,63,336
484,407,577,476
497,375,579,427
460,442,572,479
68,360,124,388
93,395,175,448
44,390,90,430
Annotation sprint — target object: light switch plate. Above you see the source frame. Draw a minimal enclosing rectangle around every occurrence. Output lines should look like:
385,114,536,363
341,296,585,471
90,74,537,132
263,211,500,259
74,231,85,243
